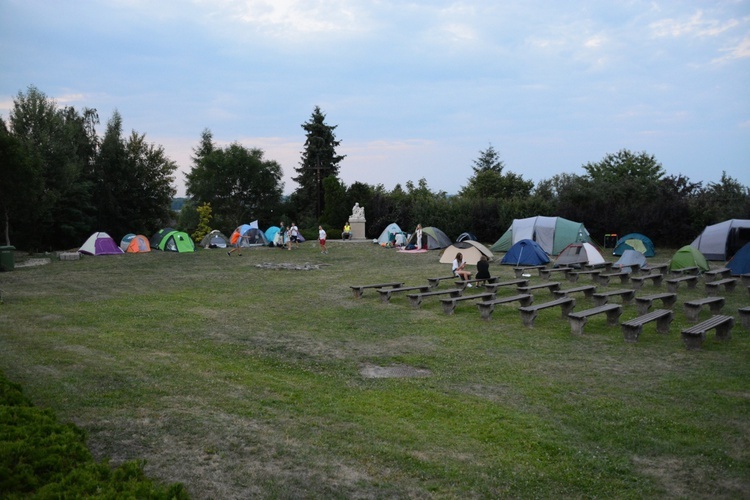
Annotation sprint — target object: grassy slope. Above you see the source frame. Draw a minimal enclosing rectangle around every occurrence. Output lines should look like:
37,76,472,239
0,242,748,498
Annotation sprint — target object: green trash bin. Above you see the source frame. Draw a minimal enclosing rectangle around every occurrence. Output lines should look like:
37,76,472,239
0,246,15,272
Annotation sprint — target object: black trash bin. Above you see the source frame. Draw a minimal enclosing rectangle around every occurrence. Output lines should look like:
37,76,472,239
0,246,15,272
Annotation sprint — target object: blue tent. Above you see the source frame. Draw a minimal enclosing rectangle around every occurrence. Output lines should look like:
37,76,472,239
501,239,550,266
727,242,750,276
613,233,655,257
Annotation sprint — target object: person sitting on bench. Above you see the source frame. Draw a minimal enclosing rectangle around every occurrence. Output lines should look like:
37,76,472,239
452,252,472,285
342,222,351,240
475,255,490,287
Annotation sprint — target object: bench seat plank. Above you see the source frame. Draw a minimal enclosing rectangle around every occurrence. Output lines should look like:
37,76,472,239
666,275,698,293
517,282,561,295
681,315,735,350
377,285,430,303
350,282,404,298
568,304,622,335
683,296,725,322
705,278,738,296
476,294,534,320
593,289,636,306
553,285,597,298
440,292,496,315
407,289,462,308
426,275,457,289
454,277,499,291
630,273,663,290
635,293,677,315
539,267,573,281
484,279,529,292
620,309,673,342
566,269,602,283
513,265,547,278
597,271,631,286
518,297,576,328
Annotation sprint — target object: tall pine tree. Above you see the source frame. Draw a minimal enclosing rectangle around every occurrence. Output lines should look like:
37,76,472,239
292,106,345,219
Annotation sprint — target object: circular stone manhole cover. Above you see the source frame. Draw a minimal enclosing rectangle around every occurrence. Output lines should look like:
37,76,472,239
359,364,432,379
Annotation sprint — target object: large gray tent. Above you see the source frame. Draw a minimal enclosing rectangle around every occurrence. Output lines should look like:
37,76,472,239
690,219,750,261
490,216,592,256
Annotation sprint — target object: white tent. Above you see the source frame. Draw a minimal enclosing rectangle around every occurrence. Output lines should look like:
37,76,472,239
376,223,404,245
439,241,494,266
554,242,605,268
490,216,591,255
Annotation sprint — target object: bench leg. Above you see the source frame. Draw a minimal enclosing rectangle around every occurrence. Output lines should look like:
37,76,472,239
740,312,750,329
569,316,587,335
656,312,673,334
726,282,736,293
686,280,697,290
520,310,537,328
622,292,635,305
560,300,576,318
379,292,391,303
408,296,422,308
653,276,663,287
682,332,705,350
519,295,534,307
605,308,622,326
442,302,456,315
352,289,363,299
622,325,641,343
478,304,494,321
567,273,579,283
715,319,734,341
667,283,678,293
706,285,719,297
514,269,523,278
593,296,608,307
631,280,643,291
662,295,676,309
636,301,651,315
708,301,724,314
684,305,700,322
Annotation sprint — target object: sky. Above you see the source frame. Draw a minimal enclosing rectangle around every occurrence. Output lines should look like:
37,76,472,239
1,1,749,198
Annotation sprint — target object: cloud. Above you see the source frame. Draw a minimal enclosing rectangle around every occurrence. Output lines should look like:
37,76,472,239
650,10,740,38
713,35,750,62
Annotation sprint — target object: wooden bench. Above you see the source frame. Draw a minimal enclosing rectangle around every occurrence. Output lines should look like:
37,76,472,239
539,267,573,281
567,304,623,335
585,262,612,271
407,289,462,308
517,282,562,295
454,277,499,291
518,297,576,328
635,292,677,315
597,270,631,286
683,296,725,322
566,269,602,283
484,279,529,292
705,278,738,296
350,282,404,299
440,292,496,315
630,273,663,290
553,285,597,299
620,309,674,342
476,294,534,320
593,289,636,306
666,275,698,293
739,307,750,329
426,275,457,289
377,285,430,303
670,266,700,276
513,265,547,278
704,267,731,280
681,315,735,350
643,263,669,275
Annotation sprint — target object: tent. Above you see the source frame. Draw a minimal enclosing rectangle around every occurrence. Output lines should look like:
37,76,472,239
613,233,655,257
405,226,451,250
150,227,175,249
456,232,477,243
157,230,196,253
554,242,606,268
439,241,494,266
200,230,230,249
727,242,750,276
120,233,136,251
691,219,750,261
79,232,124,256
377,223,404,245
613,249,647,271
491,216,591,255
265,226,284,246
124,234,151,253
500,239,550,266
669,245,709,272
239,222,269,247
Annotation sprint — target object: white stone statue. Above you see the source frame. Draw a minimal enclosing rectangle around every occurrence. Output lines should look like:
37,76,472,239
351,202,365,220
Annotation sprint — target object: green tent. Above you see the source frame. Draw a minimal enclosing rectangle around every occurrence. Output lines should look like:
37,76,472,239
669,245,708,272
157,230,196,253
490,216,591,255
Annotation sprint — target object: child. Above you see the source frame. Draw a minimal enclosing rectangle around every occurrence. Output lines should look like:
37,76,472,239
228,227,242,256
319,226,328,254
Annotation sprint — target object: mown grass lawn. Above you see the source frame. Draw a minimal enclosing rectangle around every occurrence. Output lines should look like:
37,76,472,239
1,241,749,498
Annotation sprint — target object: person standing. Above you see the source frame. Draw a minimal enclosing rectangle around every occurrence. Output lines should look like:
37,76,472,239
319,226,328,254
289,222,300,249
228,226,242,256
415,224,423,250
277,221,286,248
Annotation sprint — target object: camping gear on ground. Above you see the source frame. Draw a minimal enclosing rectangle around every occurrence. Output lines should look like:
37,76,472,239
669,245,709,272
456,232,477,243
554,242,606,268
376,223,403,245
491,216,591,255
727,242,750,276
124,234,151,253
150,227,175,249
439,241,494,266
500,239,550,266
200,230,230,248
691,219,750,261
79,232,124,256
613,233,655,257
405,226,451,250
156,230,196,253
613,249,647,271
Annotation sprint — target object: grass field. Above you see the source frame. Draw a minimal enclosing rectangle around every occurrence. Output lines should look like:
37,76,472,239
1,241,749,498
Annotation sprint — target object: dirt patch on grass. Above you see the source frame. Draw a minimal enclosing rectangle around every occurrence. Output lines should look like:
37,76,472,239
359,363,432,378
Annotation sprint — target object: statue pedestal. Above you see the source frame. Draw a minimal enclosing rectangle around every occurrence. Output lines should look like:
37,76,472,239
349,219,366,240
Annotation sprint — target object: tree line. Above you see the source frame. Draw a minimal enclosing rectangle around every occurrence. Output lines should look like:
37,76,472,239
2,86,749,251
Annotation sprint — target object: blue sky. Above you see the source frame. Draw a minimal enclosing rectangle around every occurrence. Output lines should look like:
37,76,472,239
1,1,748,197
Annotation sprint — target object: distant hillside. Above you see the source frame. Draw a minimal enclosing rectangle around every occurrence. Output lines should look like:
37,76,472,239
171,198,188,211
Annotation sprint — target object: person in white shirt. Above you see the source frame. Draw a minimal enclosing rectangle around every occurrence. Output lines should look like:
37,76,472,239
318,226,328,254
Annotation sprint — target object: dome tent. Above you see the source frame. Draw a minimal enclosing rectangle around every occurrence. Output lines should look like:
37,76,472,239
156,230,196,253
239,221,269,247
405,226,451,250
690,219,750,261
613,233,655,257
439,241,494,266
377,223,404,245
613,249,647,271
79,232,124,256
500,239,550,266
491,216,591,255
554,242,605,268
200,230,230,249
727,242,750,276
124,234,151,253
669,245,709,272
